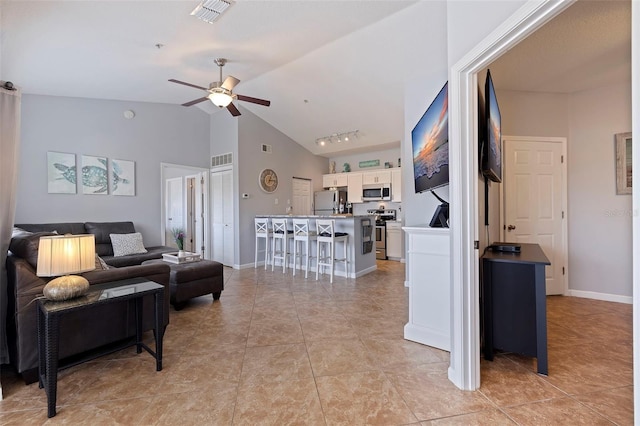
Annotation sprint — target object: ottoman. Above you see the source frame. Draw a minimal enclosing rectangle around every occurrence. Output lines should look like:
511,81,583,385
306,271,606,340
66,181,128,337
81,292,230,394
142,259,224,310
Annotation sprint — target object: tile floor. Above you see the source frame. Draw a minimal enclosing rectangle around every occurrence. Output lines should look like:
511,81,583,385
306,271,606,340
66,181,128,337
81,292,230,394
0,260,633,425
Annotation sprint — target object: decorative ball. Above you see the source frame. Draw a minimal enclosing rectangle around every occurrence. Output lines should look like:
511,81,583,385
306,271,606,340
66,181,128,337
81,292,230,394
43,276,90,301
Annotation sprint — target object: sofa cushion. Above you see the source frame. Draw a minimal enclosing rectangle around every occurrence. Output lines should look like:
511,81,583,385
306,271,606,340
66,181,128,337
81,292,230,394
15,223,86,235
8,232,58,269
101,246,174,268
85,222,136,256
110,232,148,257
94,254,111,270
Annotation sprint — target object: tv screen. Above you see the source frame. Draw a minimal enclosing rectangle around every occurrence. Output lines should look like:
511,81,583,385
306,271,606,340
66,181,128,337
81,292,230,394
411,82,449,194
482,70,502,182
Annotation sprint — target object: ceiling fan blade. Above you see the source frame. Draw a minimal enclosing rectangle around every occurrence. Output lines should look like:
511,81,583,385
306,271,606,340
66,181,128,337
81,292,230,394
182,96,209,107
236,94,271,107
221,75,240,91
169,79,208,91
226,102,241,117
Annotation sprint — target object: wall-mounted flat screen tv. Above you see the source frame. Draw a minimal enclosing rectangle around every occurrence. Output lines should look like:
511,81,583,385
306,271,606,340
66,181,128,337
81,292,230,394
482,70,502,182
411,82,449,194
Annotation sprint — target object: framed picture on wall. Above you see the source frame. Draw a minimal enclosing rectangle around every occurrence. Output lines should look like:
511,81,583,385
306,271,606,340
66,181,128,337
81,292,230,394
111,159,135,196
47,151,77,194
81,155,109,194
615,132,632,195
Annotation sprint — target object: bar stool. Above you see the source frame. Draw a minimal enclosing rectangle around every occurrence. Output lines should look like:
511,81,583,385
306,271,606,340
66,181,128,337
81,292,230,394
292,219,317,278
315,219,349,283
271,218,293,273
254,217,272,269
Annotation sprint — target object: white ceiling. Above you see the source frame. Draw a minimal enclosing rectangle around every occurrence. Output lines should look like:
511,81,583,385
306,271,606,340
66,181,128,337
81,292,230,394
1,0,631,157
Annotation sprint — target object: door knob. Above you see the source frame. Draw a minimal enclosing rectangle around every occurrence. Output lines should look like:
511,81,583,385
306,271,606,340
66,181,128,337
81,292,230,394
507,225,516,231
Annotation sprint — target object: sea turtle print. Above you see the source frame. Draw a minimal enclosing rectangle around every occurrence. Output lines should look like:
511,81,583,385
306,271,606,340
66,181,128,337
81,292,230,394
54,158,109,193
111,161,130,191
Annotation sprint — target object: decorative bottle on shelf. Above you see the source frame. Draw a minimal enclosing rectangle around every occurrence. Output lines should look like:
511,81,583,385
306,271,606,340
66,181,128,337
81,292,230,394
339,198,345,214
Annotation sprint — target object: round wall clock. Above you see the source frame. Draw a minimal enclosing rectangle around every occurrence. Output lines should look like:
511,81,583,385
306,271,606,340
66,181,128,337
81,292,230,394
258,168,279,193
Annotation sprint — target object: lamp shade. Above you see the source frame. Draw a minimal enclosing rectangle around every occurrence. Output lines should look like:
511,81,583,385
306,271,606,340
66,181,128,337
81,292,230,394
36,234,96,277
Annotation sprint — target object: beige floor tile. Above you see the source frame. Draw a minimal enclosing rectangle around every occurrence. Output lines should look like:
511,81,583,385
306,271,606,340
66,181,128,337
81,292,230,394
575,386,634,425
421,408,516,425
233,378,325,426
386,368,494,421
306,338,377,377
503,397,614,425
240,343,313,384
316,371,418,425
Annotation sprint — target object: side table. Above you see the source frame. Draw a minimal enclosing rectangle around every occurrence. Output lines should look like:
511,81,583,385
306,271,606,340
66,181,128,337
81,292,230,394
37,278,164,418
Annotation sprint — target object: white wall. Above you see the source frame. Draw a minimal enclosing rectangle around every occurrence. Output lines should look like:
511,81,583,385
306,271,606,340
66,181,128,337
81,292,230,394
16,94,210,246
568,81,632,297
401,2,449,227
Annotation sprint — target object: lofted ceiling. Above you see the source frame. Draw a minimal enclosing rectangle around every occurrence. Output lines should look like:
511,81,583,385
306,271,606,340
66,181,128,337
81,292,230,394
0,0,631,158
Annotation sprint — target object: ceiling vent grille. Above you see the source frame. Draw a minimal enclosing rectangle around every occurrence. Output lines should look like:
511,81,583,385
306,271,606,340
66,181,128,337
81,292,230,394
211,152,233,168
191,0,234,24
261,144,272,154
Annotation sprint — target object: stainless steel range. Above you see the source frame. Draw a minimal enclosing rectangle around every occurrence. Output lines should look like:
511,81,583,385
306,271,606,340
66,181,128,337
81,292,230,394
367,209,396,260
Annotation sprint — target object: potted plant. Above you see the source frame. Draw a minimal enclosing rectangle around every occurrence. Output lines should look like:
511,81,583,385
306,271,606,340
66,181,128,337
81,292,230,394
171,227,185,256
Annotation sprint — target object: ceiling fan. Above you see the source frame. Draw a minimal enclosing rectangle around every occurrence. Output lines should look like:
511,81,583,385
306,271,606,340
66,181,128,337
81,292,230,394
169,58,270,117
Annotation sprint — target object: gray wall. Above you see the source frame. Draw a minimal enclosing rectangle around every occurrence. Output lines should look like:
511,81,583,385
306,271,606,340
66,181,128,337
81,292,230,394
16,94,210,246
568,81,632,297
495,81,632,298
237,107,328,267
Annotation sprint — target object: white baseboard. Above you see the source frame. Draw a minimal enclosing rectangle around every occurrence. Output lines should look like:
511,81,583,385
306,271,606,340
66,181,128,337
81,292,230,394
354,264,377,278
566,289,632,305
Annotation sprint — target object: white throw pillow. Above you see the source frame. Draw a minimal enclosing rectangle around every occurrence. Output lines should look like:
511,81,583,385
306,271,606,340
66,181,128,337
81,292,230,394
109,232,148,257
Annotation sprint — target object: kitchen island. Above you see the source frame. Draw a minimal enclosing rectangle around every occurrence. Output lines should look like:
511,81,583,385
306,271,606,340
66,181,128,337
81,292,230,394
256,215,377,278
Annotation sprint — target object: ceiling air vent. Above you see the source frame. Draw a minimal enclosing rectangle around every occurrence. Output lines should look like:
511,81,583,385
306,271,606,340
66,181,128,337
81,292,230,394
261,144,272,154
211,152,233,168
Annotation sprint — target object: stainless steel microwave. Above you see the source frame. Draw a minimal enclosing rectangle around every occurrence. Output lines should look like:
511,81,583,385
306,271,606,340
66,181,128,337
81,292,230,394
362,184,391,201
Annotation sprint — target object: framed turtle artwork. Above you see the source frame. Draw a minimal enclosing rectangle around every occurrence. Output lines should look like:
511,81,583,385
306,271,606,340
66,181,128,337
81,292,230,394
47,151,77,194
81,155,109,194
111,159,135,196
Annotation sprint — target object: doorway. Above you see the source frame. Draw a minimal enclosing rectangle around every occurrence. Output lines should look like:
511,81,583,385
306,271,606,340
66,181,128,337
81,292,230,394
501,136,568,295
292,177,312,215
161,163,210,258
448,0,575,390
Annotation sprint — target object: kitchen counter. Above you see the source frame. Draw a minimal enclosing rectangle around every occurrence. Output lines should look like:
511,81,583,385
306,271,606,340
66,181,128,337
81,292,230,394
255,215,377,278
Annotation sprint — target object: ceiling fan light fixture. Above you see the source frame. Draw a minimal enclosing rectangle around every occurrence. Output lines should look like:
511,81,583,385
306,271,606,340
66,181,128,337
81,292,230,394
191,0,234,24
209,88,233,107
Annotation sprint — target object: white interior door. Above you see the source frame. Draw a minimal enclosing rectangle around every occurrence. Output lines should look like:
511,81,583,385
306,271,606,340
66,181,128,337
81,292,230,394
502,136,567,295
292,177,312,215
165,177,184,248
211,168,234,266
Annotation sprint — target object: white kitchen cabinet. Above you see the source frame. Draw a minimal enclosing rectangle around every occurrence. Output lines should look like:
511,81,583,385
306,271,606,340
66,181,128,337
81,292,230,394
347,172,363,204
403,226,450,351
391,168,402,202
322,173,348,188
386,222,403,260
362,170,391,185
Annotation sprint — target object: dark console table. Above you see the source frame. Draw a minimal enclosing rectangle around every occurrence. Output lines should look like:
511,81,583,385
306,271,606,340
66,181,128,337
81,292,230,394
37,278,164,418
481,243,550,375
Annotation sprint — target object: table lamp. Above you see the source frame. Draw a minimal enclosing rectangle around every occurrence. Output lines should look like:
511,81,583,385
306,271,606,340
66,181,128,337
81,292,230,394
36,234,96,301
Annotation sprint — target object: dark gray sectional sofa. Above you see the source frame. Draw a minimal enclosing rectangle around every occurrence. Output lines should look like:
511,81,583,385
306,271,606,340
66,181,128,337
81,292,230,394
6,221,174,384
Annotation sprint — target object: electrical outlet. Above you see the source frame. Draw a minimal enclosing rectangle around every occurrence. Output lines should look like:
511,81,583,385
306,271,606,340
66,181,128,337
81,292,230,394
275,198,279,205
